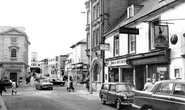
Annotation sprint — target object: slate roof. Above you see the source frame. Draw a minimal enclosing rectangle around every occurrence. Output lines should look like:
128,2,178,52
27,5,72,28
104,0,185,36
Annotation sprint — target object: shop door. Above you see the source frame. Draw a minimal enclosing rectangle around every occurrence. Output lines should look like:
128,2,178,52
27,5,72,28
10,73,17,81
135,66,145,90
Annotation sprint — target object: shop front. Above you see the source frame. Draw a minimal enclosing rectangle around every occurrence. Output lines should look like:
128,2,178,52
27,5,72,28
127,49,170,90
105,56,133,84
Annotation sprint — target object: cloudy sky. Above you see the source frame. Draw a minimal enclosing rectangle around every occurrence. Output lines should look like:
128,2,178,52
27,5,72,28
0,0,87,60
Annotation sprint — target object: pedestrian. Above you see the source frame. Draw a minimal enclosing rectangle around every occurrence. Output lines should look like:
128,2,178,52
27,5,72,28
143,78,153,92
0,80,7,96
10,79,17,95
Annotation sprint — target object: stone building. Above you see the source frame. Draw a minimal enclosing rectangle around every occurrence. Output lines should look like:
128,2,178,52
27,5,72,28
0,26,30,83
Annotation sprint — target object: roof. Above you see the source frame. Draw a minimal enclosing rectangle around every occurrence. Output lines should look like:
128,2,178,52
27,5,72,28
155,79,185,84
103,82,132,85
104,0,185,36
70,38,86,48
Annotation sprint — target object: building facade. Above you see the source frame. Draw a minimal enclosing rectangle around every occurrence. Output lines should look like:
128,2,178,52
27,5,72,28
69,38,88,84
0,26,30,83
104,0,185,90
85,0,140,91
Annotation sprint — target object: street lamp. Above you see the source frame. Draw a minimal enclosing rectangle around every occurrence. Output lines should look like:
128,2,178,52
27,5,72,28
89,0,93,94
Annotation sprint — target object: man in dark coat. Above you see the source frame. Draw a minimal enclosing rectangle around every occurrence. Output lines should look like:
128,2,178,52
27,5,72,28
0,80,7,96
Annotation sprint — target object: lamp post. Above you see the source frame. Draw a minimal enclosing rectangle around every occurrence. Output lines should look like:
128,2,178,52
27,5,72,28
89,0,93,94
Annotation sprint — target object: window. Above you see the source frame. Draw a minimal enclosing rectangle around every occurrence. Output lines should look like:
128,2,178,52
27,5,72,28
128,34,136,53
93,30,96,47
102,84,109,90
87,11,90,25
127,5,134,18
174,83,185,96
114,35,119,56
93,6,96,20
11,37,17,42
96,28,100,46
110,85,116,92
97,3,100,18
11,49,16,57
149,19,160,50
156,83,173,94
87,33,90,49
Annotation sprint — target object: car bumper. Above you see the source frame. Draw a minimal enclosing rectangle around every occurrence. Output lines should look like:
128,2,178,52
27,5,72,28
121,98,133,106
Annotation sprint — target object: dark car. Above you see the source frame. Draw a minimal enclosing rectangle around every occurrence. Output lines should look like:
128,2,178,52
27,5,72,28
99,82,135,110
134,79,185,110
1,79,12,87
49,78,65,86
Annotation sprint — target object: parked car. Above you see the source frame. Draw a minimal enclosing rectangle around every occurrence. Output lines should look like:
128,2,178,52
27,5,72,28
49,78,65,86
35,79,53,90
1,79,12,87
99,82,135,110
134,79,185,110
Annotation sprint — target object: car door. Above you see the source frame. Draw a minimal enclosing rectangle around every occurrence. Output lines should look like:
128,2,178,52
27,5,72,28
152,82,175,110
171,83,185,110
108,84,116,103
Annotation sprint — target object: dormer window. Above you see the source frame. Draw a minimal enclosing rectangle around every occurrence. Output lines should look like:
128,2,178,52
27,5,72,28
127,4,134,19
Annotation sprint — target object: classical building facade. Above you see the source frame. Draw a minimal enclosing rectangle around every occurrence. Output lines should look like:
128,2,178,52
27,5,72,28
104,0,185,90
0,26,30,83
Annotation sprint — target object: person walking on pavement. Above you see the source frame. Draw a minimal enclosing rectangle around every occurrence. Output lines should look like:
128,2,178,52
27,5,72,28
10,79,17,95
0,79,7,96
143,78,153,92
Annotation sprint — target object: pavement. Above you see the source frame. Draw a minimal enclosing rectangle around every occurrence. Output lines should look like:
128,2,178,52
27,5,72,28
0,84,99,110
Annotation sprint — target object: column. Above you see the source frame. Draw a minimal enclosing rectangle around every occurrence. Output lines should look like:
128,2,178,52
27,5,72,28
119,68,122,82
133,67,136,86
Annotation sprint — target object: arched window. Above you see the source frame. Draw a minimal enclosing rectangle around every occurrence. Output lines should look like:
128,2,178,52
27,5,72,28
11,49,16,57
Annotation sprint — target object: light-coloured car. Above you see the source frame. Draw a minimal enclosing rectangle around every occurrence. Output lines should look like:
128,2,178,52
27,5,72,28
35,79,53,90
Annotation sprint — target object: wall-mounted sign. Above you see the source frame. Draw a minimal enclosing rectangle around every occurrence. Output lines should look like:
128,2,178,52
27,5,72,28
119,27,139,34
106,59,127,67
99,43,110,51
154,25,169,48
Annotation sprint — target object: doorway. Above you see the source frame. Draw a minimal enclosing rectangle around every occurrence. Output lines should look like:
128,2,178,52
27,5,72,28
10,73,17,81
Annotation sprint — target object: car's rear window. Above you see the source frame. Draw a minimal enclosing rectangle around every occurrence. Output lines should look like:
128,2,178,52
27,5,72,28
116,84,134,92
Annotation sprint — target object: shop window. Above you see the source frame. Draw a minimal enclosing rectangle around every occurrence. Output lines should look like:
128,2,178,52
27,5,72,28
114,35,119,56
128,34,136,54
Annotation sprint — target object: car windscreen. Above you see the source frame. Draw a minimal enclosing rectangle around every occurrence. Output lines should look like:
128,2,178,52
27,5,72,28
116,84,134,92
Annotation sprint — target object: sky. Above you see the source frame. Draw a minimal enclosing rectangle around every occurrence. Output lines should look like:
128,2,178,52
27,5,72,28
0,0,87,60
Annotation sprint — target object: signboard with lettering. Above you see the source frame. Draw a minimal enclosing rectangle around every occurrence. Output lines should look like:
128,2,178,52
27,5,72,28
99,43,110,51
119,27,139,34
154,25,169,48
106,59,127,67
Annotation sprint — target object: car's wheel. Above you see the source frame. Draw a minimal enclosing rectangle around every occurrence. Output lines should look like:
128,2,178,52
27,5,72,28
116,100,121,110
101,96,106,105
50,87,53,90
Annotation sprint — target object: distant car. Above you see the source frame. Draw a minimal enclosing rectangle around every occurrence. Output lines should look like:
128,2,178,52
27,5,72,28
49,78,65,86
134,79,185,110
99,82,135,110
35,79,53,90
1,79,12,87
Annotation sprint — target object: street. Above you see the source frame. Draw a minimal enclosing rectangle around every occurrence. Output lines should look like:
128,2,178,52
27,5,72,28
1,84,137,110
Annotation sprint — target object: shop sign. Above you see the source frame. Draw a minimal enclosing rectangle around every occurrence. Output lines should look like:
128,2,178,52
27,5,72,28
154,25,169,48
129,55,169,65
107,59,127,67
119,27,139,34
99,43,109,51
